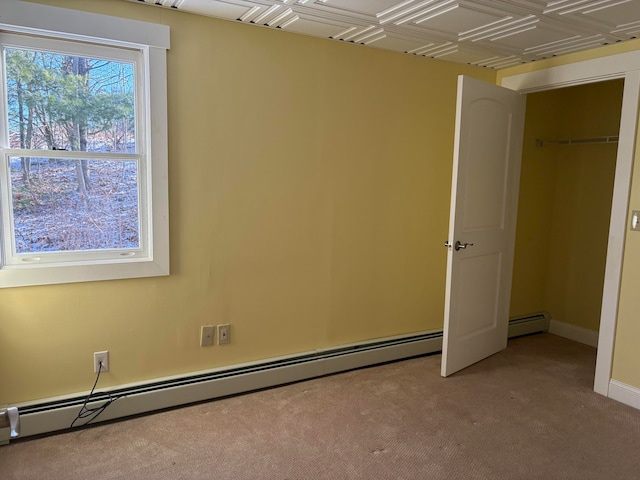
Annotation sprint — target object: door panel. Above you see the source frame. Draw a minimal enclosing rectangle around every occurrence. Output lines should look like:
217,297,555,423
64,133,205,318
455,253,502,338
441,76,525,377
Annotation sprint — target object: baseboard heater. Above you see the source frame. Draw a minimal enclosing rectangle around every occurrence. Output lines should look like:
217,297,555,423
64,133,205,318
7,312,550,442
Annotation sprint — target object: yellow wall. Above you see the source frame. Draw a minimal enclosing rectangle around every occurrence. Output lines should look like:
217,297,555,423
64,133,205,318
511,81,623,332
0,0,495,404
501,41,640,389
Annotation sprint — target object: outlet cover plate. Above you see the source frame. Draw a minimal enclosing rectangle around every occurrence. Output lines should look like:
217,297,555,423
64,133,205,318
200,325,215,347
93,351,109,373
217,324,230,345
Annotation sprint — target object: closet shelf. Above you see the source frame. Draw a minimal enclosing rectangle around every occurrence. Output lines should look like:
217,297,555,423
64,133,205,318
535,136,619,147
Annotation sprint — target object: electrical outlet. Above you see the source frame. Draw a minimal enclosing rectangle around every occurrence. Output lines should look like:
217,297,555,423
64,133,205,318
217,324,230,345
200,325,215,347
93,351,109,373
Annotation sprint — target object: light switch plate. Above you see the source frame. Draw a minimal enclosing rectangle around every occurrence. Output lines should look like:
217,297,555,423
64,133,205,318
93,351,109,373
632,210,640,231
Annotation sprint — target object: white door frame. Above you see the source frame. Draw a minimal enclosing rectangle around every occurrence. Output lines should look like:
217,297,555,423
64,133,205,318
500,50,640,397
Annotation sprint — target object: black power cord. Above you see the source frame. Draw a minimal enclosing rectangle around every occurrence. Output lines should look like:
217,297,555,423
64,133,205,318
70,361,123,428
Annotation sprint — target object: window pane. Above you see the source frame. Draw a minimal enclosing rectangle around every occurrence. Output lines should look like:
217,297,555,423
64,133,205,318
4,48,135,153
9,156,140,254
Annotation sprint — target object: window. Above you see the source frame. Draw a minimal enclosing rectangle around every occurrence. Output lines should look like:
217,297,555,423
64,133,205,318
0,1,169,288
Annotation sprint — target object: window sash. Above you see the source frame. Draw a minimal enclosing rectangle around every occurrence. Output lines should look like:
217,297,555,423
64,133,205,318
0,150,149,267
0,32,144,155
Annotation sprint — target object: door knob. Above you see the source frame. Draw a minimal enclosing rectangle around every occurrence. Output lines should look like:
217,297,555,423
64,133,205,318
455,240,474,251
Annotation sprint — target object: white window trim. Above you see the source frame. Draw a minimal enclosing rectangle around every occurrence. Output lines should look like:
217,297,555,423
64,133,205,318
0,0,170,288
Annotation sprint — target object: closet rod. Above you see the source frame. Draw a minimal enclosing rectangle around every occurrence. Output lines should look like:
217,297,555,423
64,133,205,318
535,135,619,147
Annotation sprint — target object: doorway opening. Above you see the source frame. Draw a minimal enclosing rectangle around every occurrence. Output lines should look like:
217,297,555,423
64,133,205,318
500,54,640,399
510,79,625,350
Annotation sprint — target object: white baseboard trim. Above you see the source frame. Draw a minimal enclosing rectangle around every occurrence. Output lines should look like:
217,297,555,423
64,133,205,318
548,319,599,348
608,380,640,410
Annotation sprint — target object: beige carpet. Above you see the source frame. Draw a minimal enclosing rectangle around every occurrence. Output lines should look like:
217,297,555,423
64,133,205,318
2,333,640,479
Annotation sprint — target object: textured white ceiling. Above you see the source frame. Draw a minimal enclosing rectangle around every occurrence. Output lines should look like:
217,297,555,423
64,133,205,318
126,0,640,69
